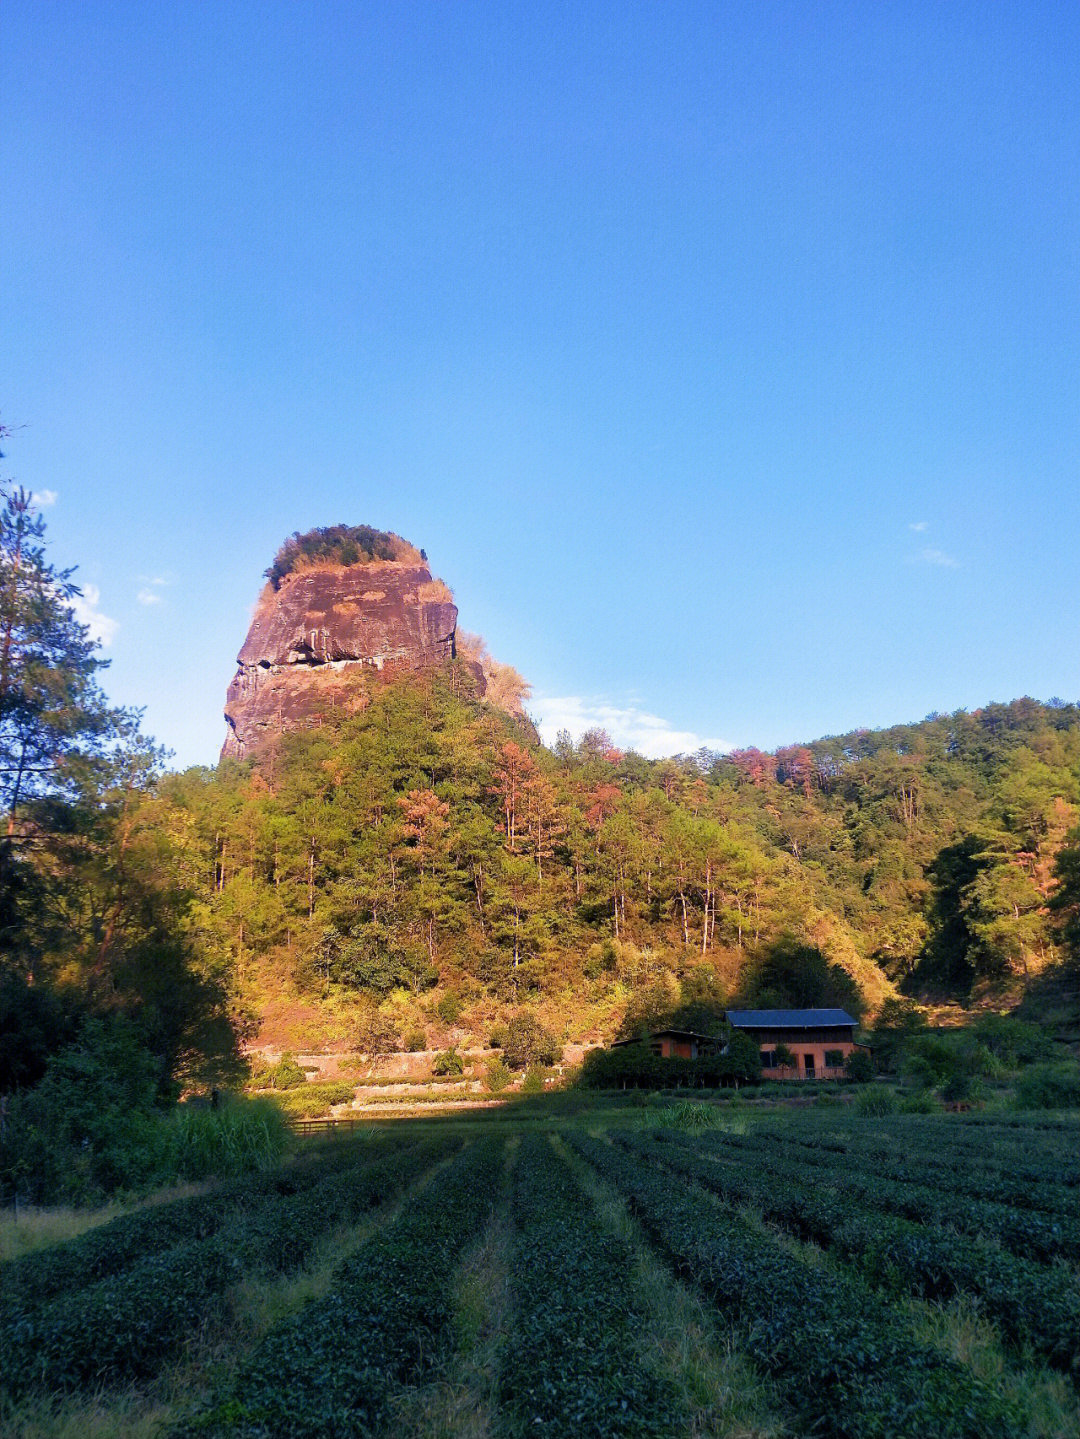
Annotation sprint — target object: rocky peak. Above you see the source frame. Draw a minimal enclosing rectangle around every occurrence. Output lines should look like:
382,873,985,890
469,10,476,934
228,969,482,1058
221,534,472,760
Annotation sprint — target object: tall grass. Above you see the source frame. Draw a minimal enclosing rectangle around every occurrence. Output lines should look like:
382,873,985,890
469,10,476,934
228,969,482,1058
171,1097,291,1180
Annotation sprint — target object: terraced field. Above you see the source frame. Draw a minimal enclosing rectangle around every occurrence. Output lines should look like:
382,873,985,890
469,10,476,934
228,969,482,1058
2,1105,1078,1438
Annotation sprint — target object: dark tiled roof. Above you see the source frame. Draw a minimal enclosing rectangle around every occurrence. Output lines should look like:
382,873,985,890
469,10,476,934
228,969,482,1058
726,1009,858,1028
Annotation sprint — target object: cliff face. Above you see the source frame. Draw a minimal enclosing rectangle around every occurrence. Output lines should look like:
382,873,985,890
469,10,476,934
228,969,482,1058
221,559,471,760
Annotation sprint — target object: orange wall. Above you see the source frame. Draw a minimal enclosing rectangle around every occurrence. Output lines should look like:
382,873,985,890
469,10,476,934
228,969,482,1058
762,1039,858,1077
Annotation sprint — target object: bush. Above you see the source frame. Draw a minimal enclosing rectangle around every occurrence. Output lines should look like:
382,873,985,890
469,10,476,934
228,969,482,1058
1015,1063,1080,1110
503,1013,561,1070
435,992,463,1025
264,1081,357,1120
0,1015,174,1205
899,1091,940,1113
941,1070,986,1106
251,1052,308,1090
483,1057,512,1093
433,1048,464,1077
488,1024,509,1049
853,1085,899,1117
519,1066,548,1095
844,1048,874,1083
403,1028,427,1053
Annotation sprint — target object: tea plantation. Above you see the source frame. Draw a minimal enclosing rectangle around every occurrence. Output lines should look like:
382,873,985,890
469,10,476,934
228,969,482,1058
2,1103,1078,1438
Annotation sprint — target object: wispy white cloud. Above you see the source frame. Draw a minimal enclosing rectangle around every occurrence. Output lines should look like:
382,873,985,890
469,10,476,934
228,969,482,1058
908,520,928,532
31,489,58,508
917,546,959,568
69,583,119,647
137,588,163,606
138,574,171,587
534,694,731,759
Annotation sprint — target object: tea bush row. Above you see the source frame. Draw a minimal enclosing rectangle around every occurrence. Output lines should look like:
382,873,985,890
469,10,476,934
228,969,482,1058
0,1137,402,1318
682,1126,1080,1262
496,1134,679,1438
754,1116,1080,1201
571,1134,1021,1439
174,1137,505,1437
629,1131,1080,1374
1,1136,457,1396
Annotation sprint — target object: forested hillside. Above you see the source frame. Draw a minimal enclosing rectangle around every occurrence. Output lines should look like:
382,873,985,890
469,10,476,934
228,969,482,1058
146,672,1079,1053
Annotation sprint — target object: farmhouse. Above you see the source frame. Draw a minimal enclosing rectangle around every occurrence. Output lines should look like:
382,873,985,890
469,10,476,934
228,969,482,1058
611,1028,721,1059
726,1008,865,1079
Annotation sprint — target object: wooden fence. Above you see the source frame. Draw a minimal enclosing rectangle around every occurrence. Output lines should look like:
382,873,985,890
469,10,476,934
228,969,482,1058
294,1116,366,1136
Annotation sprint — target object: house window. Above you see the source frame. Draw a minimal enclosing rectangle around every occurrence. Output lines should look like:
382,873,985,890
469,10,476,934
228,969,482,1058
761,1050,776,1069
824,1050,844,1068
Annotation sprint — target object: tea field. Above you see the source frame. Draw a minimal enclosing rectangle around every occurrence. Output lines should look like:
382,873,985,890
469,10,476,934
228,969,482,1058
2,1102,1078,1438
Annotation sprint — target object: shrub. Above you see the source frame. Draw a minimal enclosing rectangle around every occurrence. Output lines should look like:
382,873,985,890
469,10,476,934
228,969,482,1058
0,1016,175,1206
899,1091,940,1113
403,1028,427,1052
941,1070,986,1106
483,1057,512,1093
503,1013,561,1070
844,1048,874,1083
853,1085,899,1117
264,524,404,588
252,1052,308,1090
519,1066,548,1095
265,1081,357,1120
433,1048,464,1077
1015,1063,1080,1110
488,1024,509,1049
435,992,463,1025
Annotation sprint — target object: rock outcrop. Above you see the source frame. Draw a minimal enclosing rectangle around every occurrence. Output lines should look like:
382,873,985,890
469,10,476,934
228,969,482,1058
221,551,472,760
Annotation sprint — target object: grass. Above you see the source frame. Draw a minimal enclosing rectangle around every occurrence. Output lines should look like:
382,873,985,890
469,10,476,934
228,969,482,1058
0,1179,214,1262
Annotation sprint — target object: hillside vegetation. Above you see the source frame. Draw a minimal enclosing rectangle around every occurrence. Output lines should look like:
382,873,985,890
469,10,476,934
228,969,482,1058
157,677,1080,1053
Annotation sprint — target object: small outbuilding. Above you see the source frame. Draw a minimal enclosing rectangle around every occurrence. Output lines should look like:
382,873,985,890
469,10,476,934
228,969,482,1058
611,1028,722,1060
726,1008,866,1079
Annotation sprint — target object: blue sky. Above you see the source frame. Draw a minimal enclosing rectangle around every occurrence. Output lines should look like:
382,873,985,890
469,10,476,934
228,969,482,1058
2,2,1077,766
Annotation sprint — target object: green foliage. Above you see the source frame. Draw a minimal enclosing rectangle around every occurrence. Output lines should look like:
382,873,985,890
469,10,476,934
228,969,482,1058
612,1118,1080,1374
434,990,463,1024
1049,828,1080,967
261,1080,356,1119
1,1136,458,1400
499,1135,679,1437
853,1084,900,1117
171,1096,290,1179
660,1098,722,1130
264,524,404,588
578,1036,760,1090
970,1012,1044,1067
181,1138,501,1436
432,1047,464,1076
741,935,864,1019
402,1026,427,1052
844,1048,875,1083
503,1011,561,1070
519,1065,548,1094
488,1023,509,1049
571,1131,1024,1437
483,1056,511,1092
1015,1062,1080,1110
250,1052,308,1089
